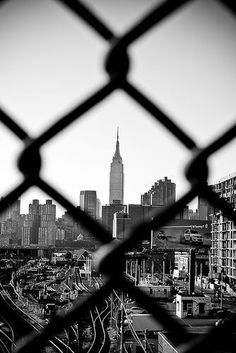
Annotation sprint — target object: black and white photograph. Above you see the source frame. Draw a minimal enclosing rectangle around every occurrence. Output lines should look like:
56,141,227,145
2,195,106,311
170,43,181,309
0,0,236,352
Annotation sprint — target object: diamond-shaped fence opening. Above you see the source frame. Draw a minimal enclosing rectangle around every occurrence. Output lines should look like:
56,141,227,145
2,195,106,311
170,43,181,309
0,1,235,353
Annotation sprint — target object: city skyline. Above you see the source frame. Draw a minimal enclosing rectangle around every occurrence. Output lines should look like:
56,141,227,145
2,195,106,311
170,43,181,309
7,170,236,220
0,0,235,217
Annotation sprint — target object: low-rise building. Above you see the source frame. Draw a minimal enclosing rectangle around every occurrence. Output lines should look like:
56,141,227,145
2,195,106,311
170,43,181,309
51,252,67,265
176,293,211,319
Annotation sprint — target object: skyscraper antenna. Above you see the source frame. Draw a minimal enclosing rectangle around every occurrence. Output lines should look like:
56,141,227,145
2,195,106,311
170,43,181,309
117,127,119,141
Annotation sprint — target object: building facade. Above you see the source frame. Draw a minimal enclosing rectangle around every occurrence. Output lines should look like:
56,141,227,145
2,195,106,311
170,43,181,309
80,190,97,219
210,173,236,283
176,293,211,319
113,211,131,240
102,204,126,234
0,199,20,222
109,129,124,205
22,199,57,246
141,177,176,207
56,208,96,246
38,200,57,246
96,198,101,219
0,199,21,246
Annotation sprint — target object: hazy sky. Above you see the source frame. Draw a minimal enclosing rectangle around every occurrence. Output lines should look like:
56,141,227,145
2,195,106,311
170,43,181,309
0,0,235,217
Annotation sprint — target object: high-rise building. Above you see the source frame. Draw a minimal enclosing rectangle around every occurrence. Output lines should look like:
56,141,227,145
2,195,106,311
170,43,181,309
127,204,164,242
197,195,214,221
38,200,56,246
109,129,124,205
113,211,131,240
80,190,97,219
102,204,126,234
96,198,101,219
102,130,125,234
141,177,176,207
29,199,40,244
22,214,31,246
0,199,21,245
0,199,20,222
210,173,236,284
22,199,56,246
56,209,95,245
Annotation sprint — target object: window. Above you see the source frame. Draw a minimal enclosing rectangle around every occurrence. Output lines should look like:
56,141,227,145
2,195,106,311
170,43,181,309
183,300,192,311
199,303,205,314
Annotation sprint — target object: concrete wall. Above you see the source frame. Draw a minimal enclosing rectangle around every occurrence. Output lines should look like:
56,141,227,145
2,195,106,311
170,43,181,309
176,294,211,318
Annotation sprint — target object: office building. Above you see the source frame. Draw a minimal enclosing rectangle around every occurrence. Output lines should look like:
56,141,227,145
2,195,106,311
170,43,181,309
127,204,164,244
113,211,131,240
102,204,126,234
196,194,214,221
28,199,40,244
22,199,56,246
22,215,31,246
80,190,97,219
127,204,163,227
109,129,124,205
141,177,176,207
56,209,95,245
38,200,57,246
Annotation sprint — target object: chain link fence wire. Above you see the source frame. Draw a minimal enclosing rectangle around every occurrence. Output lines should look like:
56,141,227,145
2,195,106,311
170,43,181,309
0,0,235,352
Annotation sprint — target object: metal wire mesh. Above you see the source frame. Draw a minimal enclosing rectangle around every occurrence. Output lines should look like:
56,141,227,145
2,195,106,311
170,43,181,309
0,0,235,352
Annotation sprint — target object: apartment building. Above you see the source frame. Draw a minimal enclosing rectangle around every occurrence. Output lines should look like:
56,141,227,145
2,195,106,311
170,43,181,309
210,173,236,283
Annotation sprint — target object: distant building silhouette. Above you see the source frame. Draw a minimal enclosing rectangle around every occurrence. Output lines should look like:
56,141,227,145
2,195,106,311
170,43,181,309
141,177,176,207
29,199,40,244
56,208,98,247
0,199,20,222
102,204,126,234
109,129,124,205
38,200,56,246
80,190,98,219
113,211,131,240
96,198,101,219
127,204,164,242
0,199,21,246
102,129,125,234
22,199,56,246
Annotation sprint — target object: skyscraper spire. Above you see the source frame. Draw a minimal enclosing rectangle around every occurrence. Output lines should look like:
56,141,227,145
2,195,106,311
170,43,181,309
115,127,121,159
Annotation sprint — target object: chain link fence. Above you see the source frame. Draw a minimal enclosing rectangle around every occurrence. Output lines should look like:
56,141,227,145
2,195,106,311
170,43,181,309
0,0,236,352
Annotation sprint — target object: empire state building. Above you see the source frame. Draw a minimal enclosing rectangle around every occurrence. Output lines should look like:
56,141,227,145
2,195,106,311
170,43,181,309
109,129,124,205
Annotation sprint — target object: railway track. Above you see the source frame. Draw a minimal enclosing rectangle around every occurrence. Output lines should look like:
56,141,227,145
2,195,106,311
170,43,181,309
0,315,15,353
0,271,115,352
79,277,111,353
0,278,71,352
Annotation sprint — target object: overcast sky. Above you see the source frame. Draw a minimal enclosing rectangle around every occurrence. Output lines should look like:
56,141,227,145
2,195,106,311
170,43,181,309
0,0,235,217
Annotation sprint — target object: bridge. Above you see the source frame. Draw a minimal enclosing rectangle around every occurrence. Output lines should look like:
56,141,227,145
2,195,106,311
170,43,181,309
0,245,83,258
